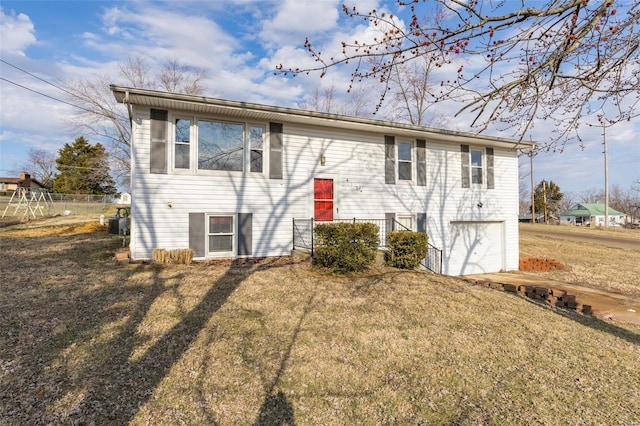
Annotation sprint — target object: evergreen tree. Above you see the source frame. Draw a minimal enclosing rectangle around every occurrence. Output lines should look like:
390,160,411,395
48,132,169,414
533,180,564,223
53,137,117,195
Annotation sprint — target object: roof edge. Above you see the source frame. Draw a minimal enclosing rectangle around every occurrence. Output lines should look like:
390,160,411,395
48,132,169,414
110,85,537,150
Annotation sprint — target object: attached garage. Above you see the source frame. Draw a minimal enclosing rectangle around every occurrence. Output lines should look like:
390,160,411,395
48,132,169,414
447,221,505,275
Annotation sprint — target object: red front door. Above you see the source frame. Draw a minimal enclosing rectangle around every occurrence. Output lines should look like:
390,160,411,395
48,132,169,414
314,178,334,221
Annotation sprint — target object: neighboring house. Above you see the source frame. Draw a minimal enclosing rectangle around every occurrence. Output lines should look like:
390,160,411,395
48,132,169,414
518,213,545,224
111,86,534,276
560,203,626,227
114,192,131,205
0,173,45,192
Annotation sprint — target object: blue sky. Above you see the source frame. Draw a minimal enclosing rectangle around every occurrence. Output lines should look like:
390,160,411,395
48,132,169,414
1,0,638,197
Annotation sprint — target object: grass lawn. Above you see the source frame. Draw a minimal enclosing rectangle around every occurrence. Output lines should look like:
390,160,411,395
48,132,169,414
519,224,640,297
1,220,639,425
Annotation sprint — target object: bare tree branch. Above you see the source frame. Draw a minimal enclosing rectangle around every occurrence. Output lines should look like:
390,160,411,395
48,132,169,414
278,1,640,149
63,56,210,188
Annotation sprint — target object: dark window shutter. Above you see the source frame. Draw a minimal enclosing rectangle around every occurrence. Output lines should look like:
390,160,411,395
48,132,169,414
237,213,253,256
416,139,426,186
461,145,470,188
150,109,168,174
486,147,494,189
417,213,427,233
385,136,395,184
269,122,283,179
189,213,205,258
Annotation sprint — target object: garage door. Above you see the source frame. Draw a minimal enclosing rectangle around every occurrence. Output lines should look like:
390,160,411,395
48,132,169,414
447,221,504,275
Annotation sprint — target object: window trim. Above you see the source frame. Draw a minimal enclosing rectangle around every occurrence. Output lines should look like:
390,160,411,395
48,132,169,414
470,148,483,185
197,118,245,173
169,114,268,175
247,123,265,173
396,140,413,182
173,116,192,170
462,145,493,189
206,214,236,256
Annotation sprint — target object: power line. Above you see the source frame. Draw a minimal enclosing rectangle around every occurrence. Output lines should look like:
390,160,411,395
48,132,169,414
0,58,76,98
0,59,129,121
0,77,98,115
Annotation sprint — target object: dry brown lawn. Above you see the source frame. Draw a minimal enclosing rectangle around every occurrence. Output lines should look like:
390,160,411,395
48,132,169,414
1,218,639,425
519,224,640,297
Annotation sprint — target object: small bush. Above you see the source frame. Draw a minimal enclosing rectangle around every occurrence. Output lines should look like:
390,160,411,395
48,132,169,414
313,222,379,273
385,231,428,269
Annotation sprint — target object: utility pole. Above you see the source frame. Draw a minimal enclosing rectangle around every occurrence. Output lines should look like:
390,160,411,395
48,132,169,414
602,120,609,229
530,152,535,225
543,180,548,224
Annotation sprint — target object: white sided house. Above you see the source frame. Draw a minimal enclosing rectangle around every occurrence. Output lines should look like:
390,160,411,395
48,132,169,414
112,86,534,275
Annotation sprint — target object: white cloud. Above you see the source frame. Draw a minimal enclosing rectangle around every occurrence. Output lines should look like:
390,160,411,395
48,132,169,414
0,0,637,193
0,8,36,55
88,5,243,72
260,0,341,44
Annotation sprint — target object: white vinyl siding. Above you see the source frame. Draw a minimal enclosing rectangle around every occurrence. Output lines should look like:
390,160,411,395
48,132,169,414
128,106,521,275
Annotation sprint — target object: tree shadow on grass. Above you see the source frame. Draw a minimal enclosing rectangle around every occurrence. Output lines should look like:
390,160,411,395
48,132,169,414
67,258,281,424
0,223,304,424
252,292,316,426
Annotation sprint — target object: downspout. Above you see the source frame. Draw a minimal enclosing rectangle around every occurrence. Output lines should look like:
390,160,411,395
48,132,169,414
123,90,134,256
124,90,133,125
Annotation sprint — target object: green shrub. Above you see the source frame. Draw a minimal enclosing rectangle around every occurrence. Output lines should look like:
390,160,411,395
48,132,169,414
313,222,379,273
385,231,428,269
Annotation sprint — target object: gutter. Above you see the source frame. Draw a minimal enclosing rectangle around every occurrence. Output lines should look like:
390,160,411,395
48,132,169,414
110,85,538,151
